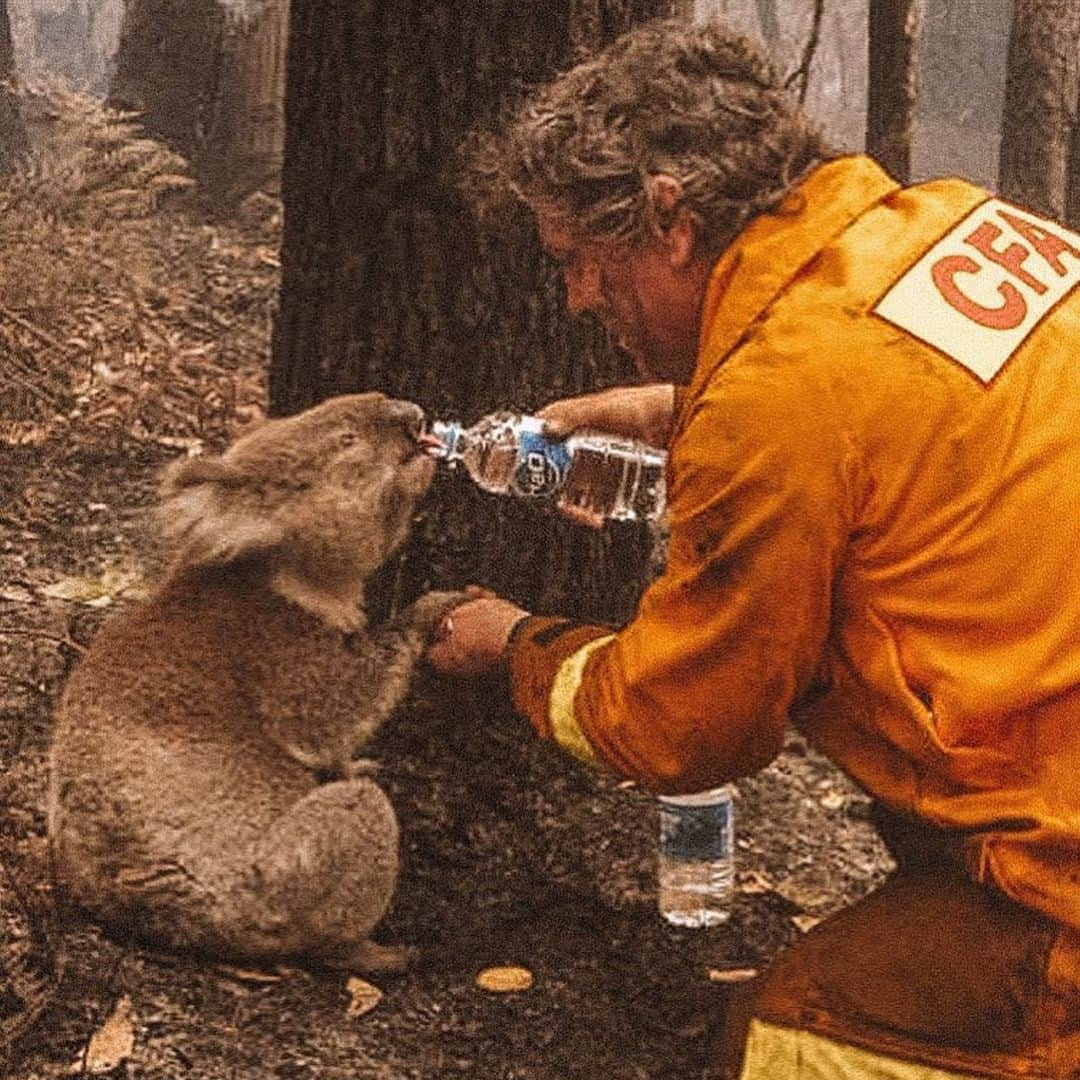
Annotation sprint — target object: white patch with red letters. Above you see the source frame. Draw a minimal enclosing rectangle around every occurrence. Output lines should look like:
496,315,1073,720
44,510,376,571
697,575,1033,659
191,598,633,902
874,198,1080,382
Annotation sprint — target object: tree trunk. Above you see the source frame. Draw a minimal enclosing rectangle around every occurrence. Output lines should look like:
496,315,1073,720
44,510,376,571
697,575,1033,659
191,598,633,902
1000,0,1080,220
1,0,14,78
108,0,227,161
109,0,287,201
1068,90,1080,229
272,1,688,625
752,0,780,50
0,0,26,177
197,0,288,199
866,0,922,183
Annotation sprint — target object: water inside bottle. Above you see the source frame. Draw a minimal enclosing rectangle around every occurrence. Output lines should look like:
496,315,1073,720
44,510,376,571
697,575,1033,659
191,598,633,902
469,435,518,495
557,434,666,523
657,858,734,927
657,789,734,928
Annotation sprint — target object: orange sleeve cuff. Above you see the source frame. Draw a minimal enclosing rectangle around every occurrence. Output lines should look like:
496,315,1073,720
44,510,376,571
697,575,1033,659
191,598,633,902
508,616,615,741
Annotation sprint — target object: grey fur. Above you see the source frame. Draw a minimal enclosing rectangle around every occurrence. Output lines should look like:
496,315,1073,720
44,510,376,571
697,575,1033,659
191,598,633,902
47,393,463,974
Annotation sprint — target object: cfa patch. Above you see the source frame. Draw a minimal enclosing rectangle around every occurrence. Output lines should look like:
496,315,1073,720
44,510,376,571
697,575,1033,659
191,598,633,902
873,198,1080,383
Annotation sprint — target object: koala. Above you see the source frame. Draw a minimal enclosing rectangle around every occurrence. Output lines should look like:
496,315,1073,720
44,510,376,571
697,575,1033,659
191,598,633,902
47,393,463,975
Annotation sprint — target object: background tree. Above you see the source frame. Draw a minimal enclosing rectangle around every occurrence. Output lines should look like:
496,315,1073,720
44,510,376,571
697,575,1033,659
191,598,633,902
198,0,287,197
866,0,922,182
108,0,227,155
109,0,286,199
0,0,27,176
272,1,689,625
752,0,779,49
999,0,1080,221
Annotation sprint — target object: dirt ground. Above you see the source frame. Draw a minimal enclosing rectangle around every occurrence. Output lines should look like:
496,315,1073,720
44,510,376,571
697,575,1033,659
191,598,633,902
0,91,893,1080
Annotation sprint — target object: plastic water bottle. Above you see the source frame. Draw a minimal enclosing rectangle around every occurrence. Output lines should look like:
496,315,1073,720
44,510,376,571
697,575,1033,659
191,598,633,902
656,786,735,928
424,412,666,524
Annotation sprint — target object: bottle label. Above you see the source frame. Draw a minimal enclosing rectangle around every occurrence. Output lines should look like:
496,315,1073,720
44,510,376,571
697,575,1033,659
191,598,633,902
659,799,733,861
512,430,572,498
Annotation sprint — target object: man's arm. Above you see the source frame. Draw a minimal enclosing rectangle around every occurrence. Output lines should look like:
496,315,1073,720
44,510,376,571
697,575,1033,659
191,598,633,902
431,367,852,794
538,383,681,450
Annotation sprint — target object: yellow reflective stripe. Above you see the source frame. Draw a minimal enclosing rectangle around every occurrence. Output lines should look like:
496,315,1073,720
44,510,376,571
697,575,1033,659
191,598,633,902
548,634,616,765
741,1020,982,1079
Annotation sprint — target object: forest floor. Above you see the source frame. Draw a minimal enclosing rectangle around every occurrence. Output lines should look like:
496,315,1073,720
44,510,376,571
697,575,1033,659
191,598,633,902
0,91,892,1079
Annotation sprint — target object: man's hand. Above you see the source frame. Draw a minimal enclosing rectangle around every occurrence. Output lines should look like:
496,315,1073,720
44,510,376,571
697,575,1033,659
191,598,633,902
537,383,677,449
425,595,531,676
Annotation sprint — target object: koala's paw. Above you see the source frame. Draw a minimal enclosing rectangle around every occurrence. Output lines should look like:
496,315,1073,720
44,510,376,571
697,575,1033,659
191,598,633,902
345,757,380,779
405,590,470,640
342,940,420,976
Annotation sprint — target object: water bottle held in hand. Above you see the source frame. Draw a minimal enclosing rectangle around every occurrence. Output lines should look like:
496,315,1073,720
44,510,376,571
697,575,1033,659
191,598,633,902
424,412,667,524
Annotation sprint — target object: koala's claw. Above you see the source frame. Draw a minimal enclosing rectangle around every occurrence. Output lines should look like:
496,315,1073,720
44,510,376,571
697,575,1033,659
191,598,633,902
345,757,380,778
339,940,419,975
405,590,471,639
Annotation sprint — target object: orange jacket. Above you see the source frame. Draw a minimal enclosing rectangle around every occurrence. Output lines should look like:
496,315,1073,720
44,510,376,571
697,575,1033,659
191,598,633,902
509,155,1080,930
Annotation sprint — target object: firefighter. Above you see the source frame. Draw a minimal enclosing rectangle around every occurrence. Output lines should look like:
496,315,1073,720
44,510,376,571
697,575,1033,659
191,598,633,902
428,17,1080,1078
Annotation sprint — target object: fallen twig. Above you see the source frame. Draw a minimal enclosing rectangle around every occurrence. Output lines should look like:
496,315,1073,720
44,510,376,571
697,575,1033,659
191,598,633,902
0,627,87,654
0,304,68,354
784,0,827,103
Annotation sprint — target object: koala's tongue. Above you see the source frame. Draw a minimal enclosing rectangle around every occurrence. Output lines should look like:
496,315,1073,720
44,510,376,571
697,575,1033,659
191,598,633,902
416,431,447,457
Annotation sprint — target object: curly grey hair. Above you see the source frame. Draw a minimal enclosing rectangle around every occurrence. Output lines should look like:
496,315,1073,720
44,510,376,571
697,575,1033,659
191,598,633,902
467,17,833,255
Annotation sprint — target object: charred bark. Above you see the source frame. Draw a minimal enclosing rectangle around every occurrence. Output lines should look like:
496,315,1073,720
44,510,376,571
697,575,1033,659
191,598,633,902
1000,0,1080,220
1069,92,1080,229
752,0,780,50
108,0,227,159
197,0,288,199
866,0,923,183
0,0,26,177
0,0,14,79
109,0,285,200
273,2,689,625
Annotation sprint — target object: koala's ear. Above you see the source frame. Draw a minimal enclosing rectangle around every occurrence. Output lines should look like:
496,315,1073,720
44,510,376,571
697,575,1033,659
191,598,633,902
160,454,243,497
158,457,285,570
169,512,287,570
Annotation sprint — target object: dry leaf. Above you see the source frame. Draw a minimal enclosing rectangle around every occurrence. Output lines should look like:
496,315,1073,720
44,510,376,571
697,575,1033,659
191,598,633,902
773,873,831,912
707,967,759,984
791,914,824,933
42,576,108,603
69,994,135,1074
475,966,534,993
40,567,145,606
215,964,283,984
345,977,383,1018
738,869,774,895
155,435,205,454
820,790,846,811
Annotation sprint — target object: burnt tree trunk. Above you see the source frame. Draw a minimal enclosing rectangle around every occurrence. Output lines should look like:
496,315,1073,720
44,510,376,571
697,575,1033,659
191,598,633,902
0,0,11,76
1068,89,1080,229
753,0,780,50
866,0,923,182
0,0,26,176
110,0,285,200
272,2,688,625
1000,0,1080,219
199,0,288,198
109,0,227,160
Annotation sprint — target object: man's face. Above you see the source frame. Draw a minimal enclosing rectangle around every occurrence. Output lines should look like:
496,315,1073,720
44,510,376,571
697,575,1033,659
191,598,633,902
537,213,706,384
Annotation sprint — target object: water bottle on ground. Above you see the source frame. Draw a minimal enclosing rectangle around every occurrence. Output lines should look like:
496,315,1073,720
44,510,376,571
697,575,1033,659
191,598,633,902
657,786,735,928
423,412,666,524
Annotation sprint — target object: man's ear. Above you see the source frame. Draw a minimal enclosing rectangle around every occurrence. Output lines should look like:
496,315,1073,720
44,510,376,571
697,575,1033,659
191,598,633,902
645,173,698,270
